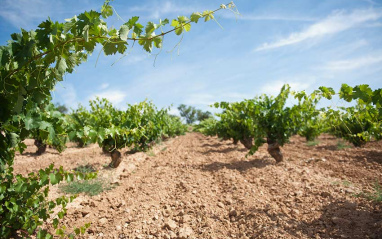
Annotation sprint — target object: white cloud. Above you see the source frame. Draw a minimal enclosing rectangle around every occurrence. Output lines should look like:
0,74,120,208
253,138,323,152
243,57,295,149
100,83,109,90
222,12,316,22
90,90,127,105
121,55,147,65
52,82,78,109
129,1,199,19
255,8,382,51
0,0,60,29
168,107,180,117
322,55,382,71
260,78,315,96
184,93,215,106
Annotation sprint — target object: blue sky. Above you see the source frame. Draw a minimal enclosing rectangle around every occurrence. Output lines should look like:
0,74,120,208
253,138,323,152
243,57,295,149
1,0,381,115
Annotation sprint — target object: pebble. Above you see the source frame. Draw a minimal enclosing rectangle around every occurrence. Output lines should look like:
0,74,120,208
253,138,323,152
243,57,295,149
163,219,177,230
99,217,108,224
178,226,194,238
229,208,238,217
182,215,192,223
321,191,331,198
217,202,225,208
331,217,352,225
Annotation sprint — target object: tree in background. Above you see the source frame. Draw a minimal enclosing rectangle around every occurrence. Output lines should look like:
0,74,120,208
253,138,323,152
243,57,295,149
178,104,197,124
197,109,212,121
55,103,68,114
178,104,212,124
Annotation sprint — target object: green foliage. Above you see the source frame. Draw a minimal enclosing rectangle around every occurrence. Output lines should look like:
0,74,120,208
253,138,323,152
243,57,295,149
248,84,294,151
10,102,69,154
73,164,97,174
177,104,212,124
67,105,94,147
292,90,325,141
326,102,380,147
197,83,381,162
196,109,212,122
214,102,253,147
60,178,113,196
163,114,188,137
66,98,187,153
306,140,320,146
0,164,96,238
359,182,382,203
55,103,68,114
321,84,381,146
193,117,219,136
178,104,198,124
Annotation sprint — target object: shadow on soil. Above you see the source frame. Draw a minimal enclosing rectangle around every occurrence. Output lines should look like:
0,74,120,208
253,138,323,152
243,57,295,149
289,200,382,239
354,150,382,164
21,151,61,157
201,146,248,155
201,143,229,148
201,158,273,172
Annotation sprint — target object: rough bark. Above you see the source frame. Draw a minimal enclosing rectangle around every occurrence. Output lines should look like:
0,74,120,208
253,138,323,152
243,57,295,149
109,150,122,168
267,138,283,163
233,138,239,145
240,136,253,150
34,139,47,155
102,146,110,154
78,140,85,148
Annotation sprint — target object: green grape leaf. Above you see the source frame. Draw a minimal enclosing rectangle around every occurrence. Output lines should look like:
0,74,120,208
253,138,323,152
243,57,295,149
103,42,118,55
49,173,59,185
63,21,75,33
339,84,353,102
57,57,67,74
153,36,162,48
39,121,52,130
138,38,153,52
119,24,130,41
127,16,139,28
74,228,80,235
8,132,19,148
184,23,191,32
171,20,183,35
178,16,190,23
101,4,113,18
353,84,373,103
203,10,214,22
318,86,335,100
145,21,157,34
190,12,202,23
159,18,169,27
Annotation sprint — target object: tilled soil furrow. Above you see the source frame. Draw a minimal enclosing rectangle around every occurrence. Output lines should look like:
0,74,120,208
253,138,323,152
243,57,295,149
14,133,382,238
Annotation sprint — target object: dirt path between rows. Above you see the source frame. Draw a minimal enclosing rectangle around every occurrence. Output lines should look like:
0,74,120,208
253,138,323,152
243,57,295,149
14,133,382,238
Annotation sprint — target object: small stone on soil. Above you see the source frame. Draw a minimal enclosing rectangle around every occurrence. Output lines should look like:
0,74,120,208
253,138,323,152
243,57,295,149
163,219,177,230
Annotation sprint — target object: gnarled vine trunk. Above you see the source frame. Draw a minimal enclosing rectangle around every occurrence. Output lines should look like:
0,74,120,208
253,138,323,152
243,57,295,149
267,138,283,163
34,139,47,155
240,136,253,150
77,140,85,148
102,146,110,154
109,150,122,168
233,138,239,145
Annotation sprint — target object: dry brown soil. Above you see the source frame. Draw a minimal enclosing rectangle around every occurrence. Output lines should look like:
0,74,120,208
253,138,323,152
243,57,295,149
14,133,382,239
